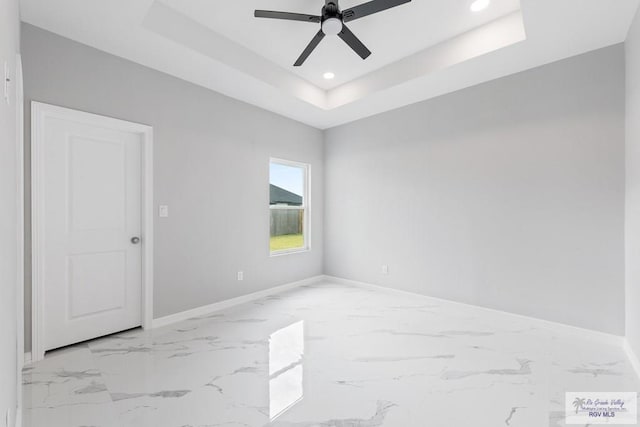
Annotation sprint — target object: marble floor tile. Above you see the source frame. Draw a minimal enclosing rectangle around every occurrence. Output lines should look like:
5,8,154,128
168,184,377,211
23,280,639,427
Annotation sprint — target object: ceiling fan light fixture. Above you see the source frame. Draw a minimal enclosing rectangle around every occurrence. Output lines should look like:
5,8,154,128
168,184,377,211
470,0,490,12
322,17,343,36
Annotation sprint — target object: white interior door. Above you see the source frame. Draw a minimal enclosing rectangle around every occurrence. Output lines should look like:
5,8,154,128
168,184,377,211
38,105,144,352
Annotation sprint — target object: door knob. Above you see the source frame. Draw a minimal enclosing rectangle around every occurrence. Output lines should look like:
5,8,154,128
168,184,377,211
131,236,141,244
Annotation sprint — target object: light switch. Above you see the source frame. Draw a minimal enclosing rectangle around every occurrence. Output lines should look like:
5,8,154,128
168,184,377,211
159,205,169,218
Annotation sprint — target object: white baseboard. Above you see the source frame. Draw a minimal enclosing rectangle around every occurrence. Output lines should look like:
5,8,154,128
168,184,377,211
623,339,640,381
322,275,625,347
151,275,324,328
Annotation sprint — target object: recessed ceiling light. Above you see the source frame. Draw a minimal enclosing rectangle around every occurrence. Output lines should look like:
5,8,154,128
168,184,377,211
470,0,490,12
323,72,335,80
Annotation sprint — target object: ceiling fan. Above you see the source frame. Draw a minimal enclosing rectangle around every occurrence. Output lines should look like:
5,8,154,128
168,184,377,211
254,0,412,66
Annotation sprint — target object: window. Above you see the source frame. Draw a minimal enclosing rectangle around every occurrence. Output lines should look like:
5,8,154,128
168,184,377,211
270,159,309,254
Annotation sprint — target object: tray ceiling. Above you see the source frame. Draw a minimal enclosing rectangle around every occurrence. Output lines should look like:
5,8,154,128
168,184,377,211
20,0,640,128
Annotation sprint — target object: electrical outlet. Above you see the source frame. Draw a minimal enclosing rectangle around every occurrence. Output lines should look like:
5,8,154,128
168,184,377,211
237,271,243,281
381,265,389,275
158,205,169,218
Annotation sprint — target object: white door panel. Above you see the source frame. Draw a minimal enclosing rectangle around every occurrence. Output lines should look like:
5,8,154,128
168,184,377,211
41,111,143,351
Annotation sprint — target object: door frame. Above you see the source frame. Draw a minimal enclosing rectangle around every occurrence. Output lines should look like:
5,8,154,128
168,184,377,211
16,54,24,427
31,101,154,362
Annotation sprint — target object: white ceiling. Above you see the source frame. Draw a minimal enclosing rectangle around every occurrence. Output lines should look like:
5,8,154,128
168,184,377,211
20,0,640,129
159,0,522,89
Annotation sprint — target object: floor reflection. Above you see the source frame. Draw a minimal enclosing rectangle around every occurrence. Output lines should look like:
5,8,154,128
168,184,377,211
22,282,640,427
269,320,304,420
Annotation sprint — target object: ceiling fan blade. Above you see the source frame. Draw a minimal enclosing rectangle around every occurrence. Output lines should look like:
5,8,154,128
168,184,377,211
337,25,371,60
342,0,411,22
254,10,321,23
294,30,326,66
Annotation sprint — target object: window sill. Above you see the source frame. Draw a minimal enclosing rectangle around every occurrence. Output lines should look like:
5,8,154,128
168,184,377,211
270,247,311,257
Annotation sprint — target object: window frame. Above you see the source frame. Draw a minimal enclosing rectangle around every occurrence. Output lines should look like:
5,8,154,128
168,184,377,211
269,157,311,256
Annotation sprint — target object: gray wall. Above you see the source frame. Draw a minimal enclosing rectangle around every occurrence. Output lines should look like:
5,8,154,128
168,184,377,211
21,24,324,350
20,22,629,349
626,9,640,356
324,45,626,335
0,0,20,421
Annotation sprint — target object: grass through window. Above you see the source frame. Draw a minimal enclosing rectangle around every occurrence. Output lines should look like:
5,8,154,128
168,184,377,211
270,234,304,252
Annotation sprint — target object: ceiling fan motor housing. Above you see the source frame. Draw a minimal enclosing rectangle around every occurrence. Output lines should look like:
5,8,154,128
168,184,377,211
321,2,343,35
